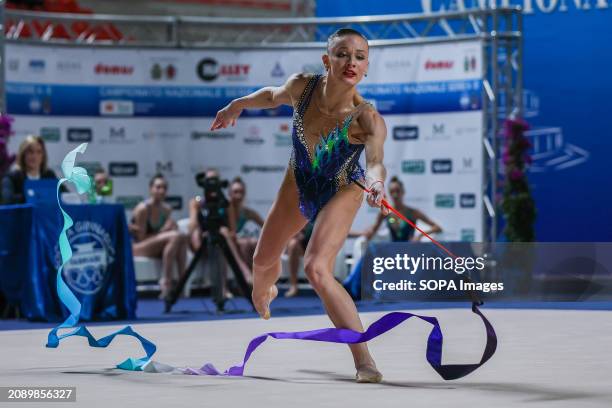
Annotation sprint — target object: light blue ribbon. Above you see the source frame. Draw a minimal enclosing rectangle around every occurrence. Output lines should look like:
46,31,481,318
46,143,157,371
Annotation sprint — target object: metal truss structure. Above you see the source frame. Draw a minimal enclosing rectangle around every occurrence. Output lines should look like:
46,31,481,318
0,3,523,242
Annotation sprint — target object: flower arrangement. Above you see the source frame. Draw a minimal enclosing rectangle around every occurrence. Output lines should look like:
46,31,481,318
501,117,536,242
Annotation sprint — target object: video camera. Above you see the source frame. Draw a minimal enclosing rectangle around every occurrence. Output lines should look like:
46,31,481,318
195,172,230,232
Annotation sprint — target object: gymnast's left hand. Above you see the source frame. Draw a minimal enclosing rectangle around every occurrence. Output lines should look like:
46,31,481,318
210,101,243,131
366,181,389,216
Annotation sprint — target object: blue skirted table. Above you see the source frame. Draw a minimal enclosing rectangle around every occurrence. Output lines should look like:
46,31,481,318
0,203,136,322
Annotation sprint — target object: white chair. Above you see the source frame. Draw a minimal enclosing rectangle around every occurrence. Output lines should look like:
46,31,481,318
134,256,163,291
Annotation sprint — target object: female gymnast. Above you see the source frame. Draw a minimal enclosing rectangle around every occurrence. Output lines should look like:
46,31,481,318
131,174,187,299
211,28,388,383
364,176,442,242
227,176,265,269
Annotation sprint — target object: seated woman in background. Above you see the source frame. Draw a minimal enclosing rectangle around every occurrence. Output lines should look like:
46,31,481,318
1,135,60,204
131,173,187,299
227,177,265,268
343,176,443,299
363,176,442,242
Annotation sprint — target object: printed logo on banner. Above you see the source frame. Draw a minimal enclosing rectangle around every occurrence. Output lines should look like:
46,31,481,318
463,52,478,73
28,59,46,72
28,97,52,114
424,59,453,70
426,123,451,141
56,61,82,73
142,130,184,140
459,93,480,110
79,161,104,175
460,193,476,208
402,160,426,174
458,157,479,174
67,128,93,143
241,165,285,174
151,161,183,179
109,162,138,177
384,59,412,71
54,221,115,295
435,193,455,208
100,100,134,116
8,59,19,72
455,126,479,137
150,63,177,81
526,127,590,172
29,98,42,113
393,126,419,141
191,131,235,140
100,127,134,145
165,196,183,211
244,126,265,145
274,123,292,147
271,62,285,78
431,159,453,174
196,58,250,82
40,127,61,142
94,63,134,75
116,195,144,209
461,228,476,242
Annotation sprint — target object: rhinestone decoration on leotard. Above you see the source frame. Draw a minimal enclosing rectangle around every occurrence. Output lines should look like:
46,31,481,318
289,74,368,222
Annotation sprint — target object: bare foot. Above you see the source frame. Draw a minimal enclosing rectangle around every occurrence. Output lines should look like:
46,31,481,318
356,364,383,383
284,286,299,298
252,285,278,320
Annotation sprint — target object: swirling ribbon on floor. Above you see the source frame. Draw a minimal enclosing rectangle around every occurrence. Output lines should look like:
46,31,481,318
45,143,157,371
47,145,496,380
183,305,496,380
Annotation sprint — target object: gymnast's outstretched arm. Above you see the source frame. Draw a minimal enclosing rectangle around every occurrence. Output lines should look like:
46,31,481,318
210,73,309,131
359,107,389,216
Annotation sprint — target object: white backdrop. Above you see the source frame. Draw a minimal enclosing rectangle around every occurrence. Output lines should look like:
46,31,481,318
5,41,483,241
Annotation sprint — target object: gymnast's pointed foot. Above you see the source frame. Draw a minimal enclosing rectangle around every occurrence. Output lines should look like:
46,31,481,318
252,285,278,320
356,364,383,383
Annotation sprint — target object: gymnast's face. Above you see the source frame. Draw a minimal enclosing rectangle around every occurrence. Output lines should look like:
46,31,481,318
230,182,245,204
150,178,168,202
324,35,369,86
388,181,404,204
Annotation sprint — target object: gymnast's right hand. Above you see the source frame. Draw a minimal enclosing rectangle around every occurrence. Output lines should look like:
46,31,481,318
210,101,243,130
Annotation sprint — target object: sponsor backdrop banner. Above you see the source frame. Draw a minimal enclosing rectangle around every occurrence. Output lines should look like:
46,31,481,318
316,0,612,241
5,41,482,241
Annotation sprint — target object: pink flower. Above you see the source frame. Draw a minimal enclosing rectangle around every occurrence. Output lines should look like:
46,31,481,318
510,169,523,181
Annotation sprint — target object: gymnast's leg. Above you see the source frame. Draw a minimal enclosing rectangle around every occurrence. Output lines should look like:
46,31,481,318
251,173,308,318
305,183,382,383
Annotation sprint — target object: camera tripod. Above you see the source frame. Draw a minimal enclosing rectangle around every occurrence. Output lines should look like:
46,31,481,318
164,225,254,314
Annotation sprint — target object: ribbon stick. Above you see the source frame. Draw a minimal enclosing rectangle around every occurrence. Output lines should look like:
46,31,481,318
46,143,157,371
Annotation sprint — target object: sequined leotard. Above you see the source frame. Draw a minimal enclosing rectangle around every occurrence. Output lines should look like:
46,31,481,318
289,74,369,222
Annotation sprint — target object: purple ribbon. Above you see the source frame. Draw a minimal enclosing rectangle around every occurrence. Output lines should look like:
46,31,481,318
185,303,496,380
